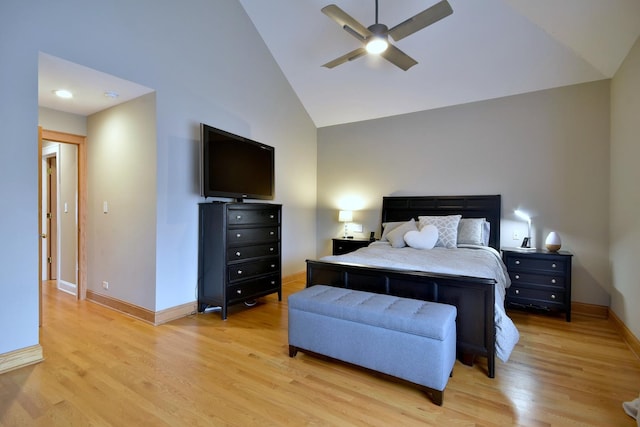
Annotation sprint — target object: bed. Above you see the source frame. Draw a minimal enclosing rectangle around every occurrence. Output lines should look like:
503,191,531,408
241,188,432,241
305,195,519,378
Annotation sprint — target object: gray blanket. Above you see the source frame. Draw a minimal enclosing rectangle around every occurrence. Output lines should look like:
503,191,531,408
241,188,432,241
321,242,520,362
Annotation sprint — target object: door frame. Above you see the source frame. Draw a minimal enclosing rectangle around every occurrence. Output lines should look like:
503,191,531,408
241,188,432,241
38,127,87,324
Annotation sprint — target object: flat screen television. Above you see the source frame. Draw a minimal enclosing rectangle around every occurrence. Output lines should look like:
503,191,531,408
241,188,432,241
199,123,275,201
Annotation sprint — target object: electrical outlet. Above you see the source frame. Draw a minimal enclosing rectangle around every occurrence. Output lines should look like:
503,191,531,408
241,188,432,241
512,231,520,240
102,281,109,290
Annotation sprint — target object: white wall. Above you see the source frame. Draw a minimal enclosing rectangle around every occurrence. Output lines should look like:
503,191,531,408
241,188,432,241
58,143,78,287
0,0,317,356
39,107,87,135
317,80,611,306
610,36,640,339
87,93,158,309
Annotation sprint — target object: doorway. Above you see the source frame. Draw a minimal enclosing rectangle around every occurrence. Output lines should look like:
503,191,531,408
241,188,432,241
38,128,87,325
42,151,58,282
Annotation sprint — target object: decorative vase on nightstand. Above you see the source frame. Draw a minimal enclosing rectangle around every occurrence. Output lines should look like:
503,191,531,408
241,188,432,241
545,231,562,252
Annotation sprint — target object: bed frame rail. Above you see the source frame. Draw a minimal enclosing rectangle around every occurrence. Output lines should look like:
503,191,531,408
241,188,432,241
306,259,497,378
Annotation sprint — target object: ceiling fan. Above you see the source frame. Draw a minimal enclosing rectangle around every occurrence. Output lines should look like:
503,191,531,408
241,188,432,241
321,0,453,71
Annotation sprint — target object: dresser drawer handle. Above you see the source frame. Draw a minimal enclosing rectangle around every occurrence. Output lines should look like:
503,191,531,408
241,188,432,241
552,263,557,268
551,294,556,299
270,214,275,219
515,289,520,295
271,264,276,268
270,247,274,252
236,215,242,220
235,251,241,257
551,278,556,284
515,260,520,265
269,231,275,236
236,233,242,238
237,289,242,295
270,280,276,285
514,274,520,280
237,270,243,275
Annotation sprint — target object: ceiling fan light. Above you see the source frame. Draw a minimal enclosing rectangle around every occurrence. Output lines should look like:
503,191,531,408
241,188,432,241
366,37,388,54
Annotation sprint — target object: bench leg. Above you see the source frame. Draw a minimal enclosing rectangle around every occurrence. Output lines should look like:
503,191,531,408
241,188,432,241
289,345,298,357
422,387,444,406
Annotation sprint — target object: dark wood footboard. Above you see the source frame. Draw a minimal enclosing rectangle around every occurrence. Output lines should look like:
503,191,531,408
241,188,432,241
306,259,497,378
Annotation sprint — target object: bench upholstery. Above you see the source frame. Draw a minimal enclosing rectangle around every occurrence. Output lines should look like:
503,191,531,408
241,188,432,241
288,285,457,405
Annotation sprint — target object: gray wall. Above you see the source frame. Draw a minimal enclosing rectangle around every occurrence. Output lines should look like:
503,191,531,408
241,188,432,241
0,0,317,355
610,36,640,339
58,143,78,287
317,80,611,306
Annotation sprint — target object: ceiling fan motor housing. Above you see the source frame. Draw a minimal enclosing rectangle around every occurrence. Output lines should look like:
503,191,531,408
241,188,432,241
367,23,389,36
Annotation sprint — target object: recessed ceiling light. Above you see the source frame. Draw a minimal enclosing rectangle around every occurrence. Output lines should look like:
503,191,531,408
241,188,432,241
53,89,73,99
103,90,119,99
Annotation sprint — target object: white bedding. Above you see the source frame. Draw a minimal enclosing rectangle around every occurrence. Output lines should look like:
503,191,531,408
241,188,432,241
320,242,520,362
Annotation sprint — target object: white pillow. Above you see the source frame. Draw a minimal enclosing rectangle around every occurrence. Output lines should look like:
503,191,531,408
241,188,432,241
385,219,418,248
380,220,411,242
404,224,438,250
418,215,462,248
457,218,486,246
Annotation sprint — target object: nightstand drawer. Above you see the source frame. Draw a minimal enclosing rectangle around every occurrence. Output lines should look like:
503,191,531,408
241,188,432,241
507,286,565,307
509,271,565,287
506,257,566,273
332,238,371,255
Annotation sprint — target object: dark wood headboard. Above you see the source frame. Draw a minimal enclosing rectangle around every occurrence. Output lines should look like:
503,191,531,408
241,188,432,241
380,195,501,250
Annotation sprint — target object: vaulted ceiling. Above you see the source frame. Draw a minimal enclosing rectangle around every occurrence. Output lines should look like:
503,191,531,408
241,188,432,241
39,1,640,129
239,0,640,127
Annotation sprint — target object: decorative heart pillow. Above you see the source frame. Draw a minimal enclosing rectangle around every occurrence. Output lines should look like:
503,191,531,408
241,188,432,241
404,224,438,250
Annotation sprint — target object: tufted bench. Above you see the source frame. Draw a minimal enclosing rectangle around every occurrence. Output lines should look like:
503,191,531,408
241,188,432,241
288,285,457,405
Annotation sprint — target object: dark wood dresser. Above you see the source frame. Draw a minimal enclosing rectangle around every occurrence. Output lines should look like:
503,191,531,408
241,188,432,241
198,202,282,319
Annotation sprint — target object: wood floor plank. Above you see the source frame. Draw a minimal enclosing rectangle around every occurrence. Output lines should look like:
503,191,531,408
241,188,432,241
1,280,639,426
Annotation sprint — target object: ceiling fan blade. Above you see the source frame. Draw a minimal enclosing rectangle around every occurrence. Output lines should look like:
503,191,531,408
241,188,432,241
322,47,368,68
380,44,418,71
387,0,453,42
322,4,372,41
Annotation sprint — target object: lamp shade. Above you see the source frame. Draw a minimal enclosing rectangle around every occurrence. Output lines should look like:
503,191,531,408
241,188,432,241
545,231,562,252
338,210,353,222
514,209,531,224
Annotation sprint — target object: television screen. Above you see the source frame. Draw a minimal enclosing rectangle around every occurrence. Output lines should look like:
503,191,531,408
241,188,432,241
200,124,275,200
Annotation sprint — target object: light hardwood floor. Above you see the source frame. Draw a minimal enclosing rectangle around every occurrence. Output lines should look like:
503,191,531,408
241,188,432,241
1,279,639,426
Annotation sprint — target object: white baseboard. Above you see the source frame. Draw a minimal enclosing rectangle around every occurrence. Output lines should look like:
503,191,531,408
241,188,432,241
57,279,77,296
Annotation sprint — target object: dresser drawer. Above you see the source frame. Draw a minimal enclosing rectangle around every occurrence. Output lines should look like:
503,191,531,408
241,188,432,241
227,208,280,226
227,226,279,245
509,271,565,287
507,286,565,308
227,242,279,261
227,274,281,304
228,257,280,282
506,256,566,273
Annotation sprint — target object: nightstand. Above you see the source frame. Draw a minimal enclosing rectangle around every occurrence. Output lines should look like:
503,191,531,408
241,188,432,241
502,248,573,321
332,238,371,255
